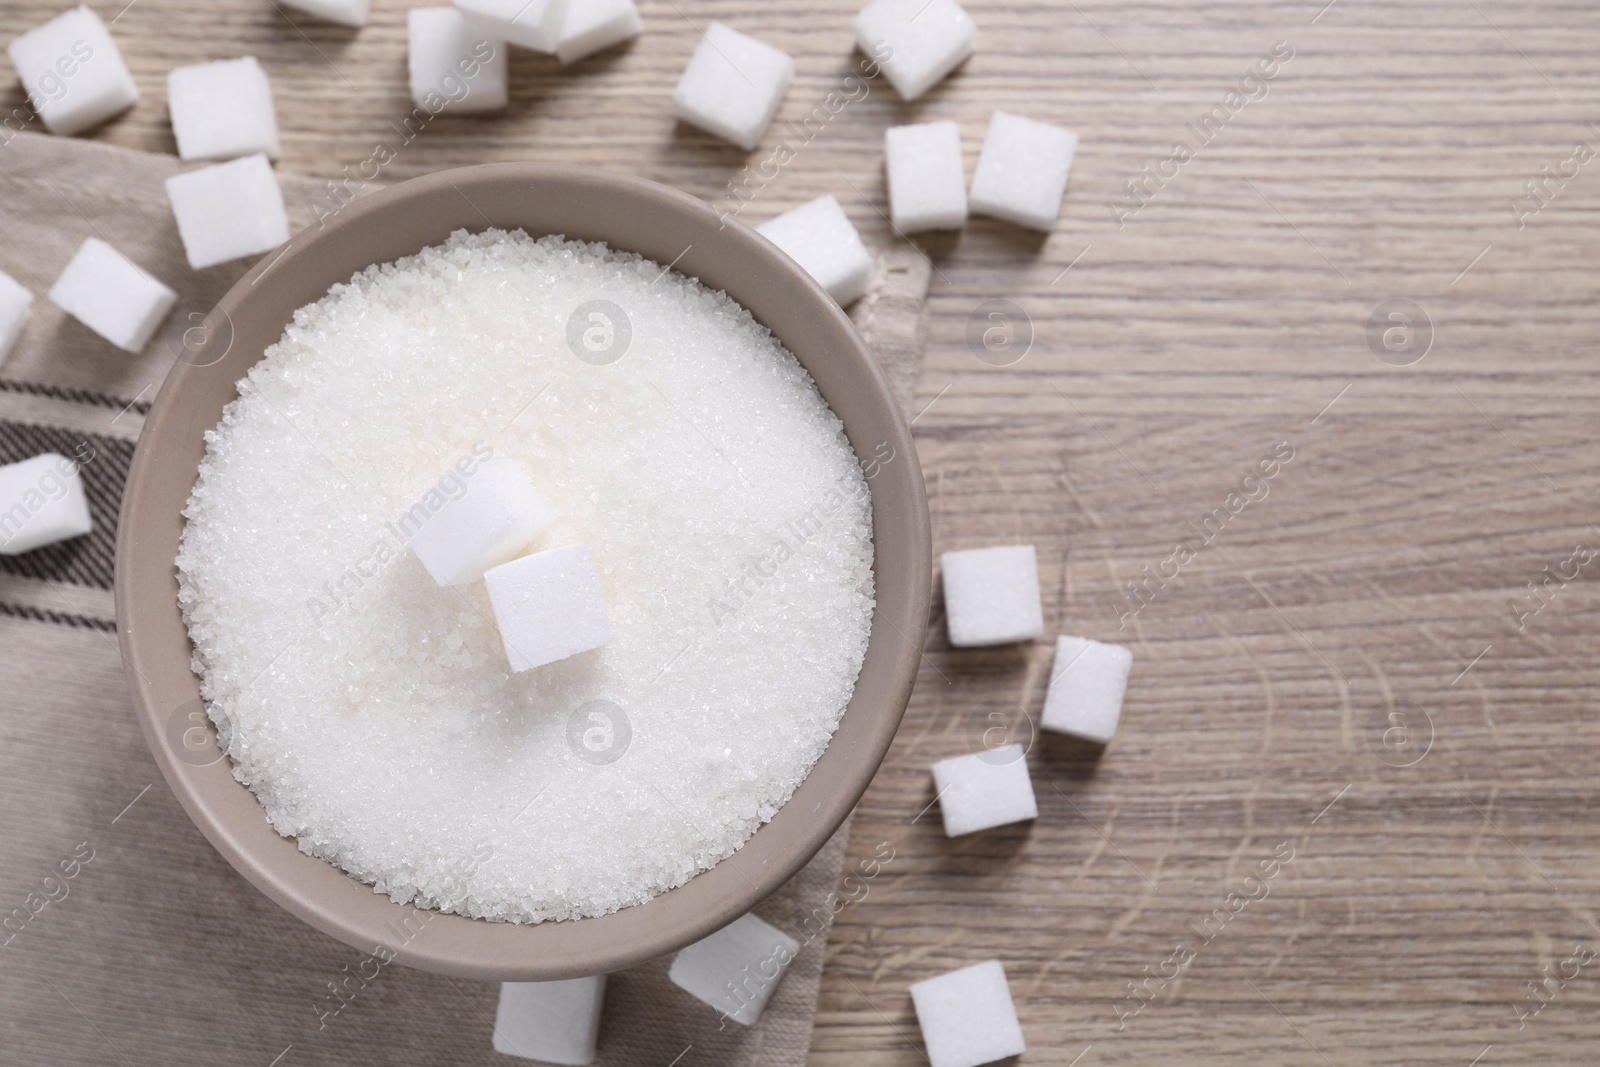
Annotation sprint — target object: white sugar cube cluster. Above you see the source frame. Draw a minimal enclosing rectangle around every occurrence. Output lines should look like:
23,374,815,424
932,745,1036,837
669,912,800,1026
493,976,606,1065
855,1,1078,235
756,195,872,307
0,453,93,556
456,0,565,52
165,154,290,270
1042,635,1132,745
941,544,1043,647
556,0,643,64
855,0,976,102
7,5,138,136
883,110,1077,237
910,960,1026,1067
970,110,1079,232
886,121,967,233
926,543,1136,848
452,0,642,62
0,269,32,366
396,457,607,672
280,0,371,26
168,57,280,162
401,458,553,586
48,238,176,353
673,21,793,150
408,7,509,112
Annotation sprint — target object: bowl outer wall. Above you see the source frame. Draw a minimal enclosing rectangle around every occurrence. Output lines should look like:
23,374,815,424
113,164,931,981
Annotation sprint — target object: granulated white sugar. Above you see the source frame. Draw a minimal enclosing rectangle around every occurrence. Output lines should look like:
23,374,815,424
176,229,875,922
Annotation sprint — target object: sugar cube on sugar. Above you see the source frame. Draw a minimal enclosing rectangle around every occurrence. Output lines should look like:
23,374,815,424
672,21,793,151
401,457,553,586
0,270,32,366
167,57,280,162
756,195,872,307
669,912,800,1026
969,110,1078,232
910,960,1026,1067
0,453,93,556
6,5,138,136
1042,634,1132,745
48,238,176,353
455,0,565,52
886,121,967,233
408,7,508,113
279,0,371,26
931,746,1036,837
165,155,290,271
940,544,1043,647
493,976,606,1065
556,0,643,64
855,0,976,102
484,543,612,672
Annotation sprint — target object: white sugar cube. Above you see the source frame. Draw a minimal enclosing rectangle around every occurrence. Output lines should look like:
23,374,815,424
672,21,792,151
167,57,280,162
886,121,967,233
7,6,139,136
931,746,1036,837
484,543,611,671
669,912,799,1026
280,0,370,25
455,0,566,52
493,976,605,1065
0,453,93,556
969,110,1078,232
855,0,975,102
400,457,553,586
1041,635,1132,745
48,238,176,353
910,960,1026,1067
165,155,290,271
756,195,872,306
940,544,1043,647
409,8,508,113
0,269,32,366
556,0,642,64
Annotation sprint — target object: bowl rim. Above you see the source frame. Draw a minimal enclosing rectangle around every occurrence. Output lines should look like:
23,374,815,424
114,162,930,981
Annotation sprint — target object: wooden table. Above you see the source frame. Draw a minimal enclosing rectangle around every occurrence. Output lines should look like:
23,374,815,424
9,1,1600,1062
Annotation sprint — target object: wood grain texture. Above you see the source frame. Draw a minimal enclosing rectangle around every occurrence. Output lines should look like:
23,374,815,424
6,0,1600,1062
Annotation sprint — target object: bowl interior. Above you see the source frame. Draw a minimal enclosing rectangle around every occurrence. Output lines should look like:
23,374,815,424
114,164,930,981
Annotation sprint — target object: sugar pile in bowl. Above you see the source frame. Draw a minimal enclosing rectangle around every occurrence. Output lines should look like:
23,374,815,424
175,229,876,922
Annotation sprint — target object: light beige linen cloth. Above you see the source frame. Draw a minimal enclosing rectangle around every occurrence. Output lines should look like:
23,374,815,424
0,130,927,1066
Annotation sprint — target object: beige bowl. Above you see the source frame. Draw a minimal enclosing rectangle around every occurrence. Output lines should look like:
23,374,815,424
113,164,930,981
